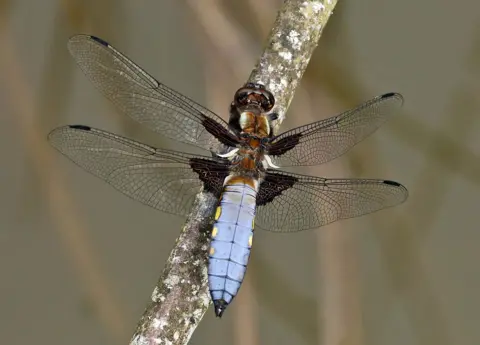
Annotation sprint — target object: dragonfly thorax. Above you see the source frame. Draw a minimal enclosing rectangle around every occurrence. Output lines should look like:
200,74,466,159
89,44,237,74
238,111,271,138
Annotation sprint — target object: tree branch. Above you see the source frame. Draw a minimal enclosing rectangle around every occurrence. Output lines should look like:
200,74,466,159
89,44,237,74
129,1,338,344
249,0,337,128
130,192,215,345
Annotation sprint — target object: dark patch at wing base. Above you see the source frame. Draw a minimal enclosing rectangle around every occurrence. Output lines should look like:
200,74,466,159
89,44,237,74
190,158,229,196
202,117,240,147
267,133,302,156
257,172,297,206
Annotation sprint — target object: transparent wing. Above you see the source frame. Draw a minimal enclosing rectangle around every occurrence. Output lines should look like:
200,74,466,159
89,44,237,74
48,125,229,216
68,35,239,152
256,171,408,232
268,93,403,167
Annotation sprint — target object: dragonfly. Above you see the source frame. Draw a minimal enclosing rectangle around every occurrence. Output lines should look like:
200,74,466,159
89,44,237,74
49,35,408,318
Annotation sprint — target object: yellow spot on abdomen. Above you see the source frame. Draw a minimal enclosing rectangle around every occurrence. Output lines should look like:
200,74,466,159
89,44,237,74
212,227,218,238
209,247,215,255
214,207,222,220
248,235,253,248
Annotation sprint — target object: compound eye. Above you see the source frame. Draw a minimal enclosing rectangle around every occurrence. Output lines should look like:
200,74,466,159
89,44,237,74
262,99,274,112
234,90,249,107
262,90,275,111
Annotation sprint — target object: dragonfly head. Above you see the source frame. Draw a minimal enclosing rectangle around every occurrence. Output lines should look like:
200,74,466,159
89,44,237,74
234,83,275,113
229,83,277,138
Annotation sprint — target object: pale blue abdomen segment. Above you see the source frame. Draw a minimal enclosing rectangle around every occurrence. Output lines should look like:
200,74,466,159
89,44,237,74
208,180,256,316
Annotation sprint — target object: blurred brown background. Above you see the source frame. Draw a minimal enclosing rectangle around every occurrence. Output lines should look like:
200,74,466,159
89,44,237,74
1,0,479,344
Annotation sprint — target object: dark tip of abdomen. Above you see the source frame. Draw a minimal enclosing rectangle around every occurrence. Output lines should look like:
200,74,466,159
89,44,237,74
214,299,228,318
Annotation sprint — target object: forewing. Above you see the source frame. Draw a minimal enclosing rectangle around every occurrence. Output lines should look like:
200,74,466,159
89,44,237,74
48,125,229,216
268,93,403,166
68,35,238,152
256,171,408,232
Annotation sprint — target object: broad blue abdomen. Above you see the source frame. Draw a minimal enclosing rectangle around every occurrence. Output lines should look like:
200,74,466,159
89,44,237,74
208,178,256,317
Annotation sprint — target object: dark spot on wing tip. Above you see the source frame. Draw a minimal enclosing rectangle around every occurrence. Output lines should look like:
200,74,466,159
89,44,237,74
90,36,109,47
382,92,396,98
69,125,91,131
383,180,401,186
213,299,228,318
381,92,404,102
